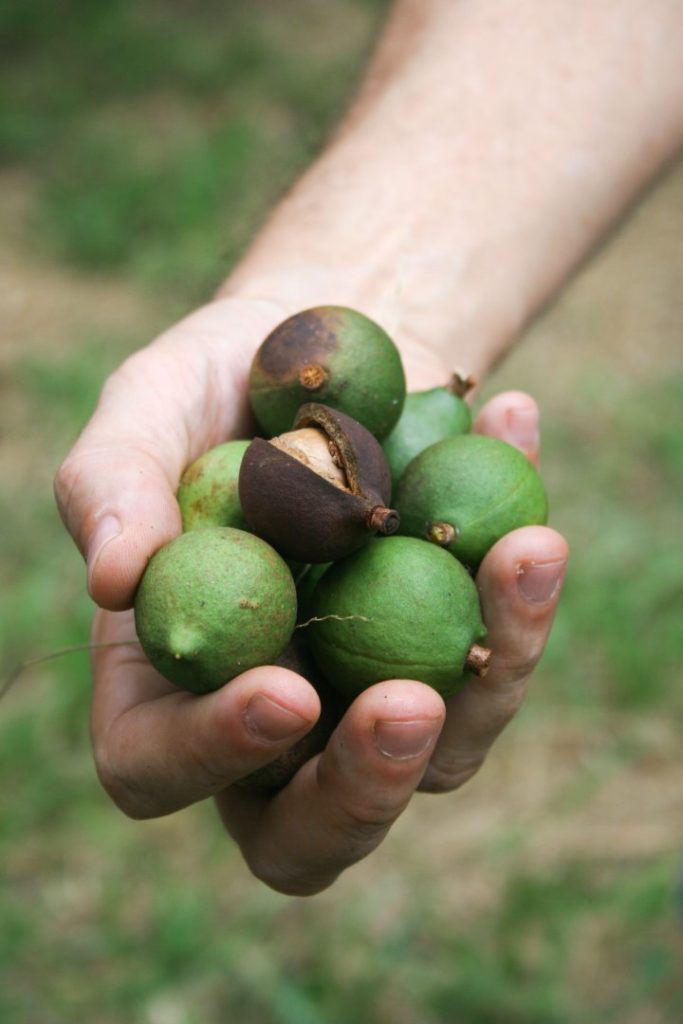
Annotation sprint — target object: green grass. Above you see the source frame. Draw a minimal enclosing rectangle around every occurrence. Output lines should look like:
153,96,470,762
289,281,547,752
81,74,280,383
2,0,388,300
1,2,682,1022
2,813,680,1024
537,370,683,712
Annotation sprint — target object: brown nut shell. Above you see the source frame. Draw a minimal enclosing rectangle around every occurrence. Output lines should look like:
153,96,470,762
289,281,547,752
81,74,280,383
238,402,399,563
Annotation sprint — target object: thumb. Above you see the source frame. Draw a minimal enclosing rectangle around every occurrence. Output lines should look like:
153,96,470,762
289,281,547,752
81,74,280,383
56,447,182,613
54,348,188,611
54,298,287,611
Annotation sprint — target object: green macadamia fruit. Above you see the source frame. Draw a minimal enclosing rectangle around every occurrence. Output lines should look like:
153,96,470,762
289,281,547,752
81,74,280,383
134,527,297,694
395,434,548,569
248,306,406,439
177,440,250,531
307,536,489,701
382,374,473,489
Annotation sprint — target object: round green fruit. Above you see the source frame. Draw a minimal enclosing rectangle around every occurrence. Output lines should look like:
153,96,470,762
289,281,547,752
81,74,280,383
395,434,548,569
382,377,473,489
307,536,489,700
134,528,297,694
248,306,406,439
177,440,249,532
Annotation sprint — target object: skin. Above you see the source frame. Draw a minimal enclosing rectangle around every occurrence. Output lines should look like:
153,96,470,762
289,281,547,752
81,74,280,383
54,0,683,895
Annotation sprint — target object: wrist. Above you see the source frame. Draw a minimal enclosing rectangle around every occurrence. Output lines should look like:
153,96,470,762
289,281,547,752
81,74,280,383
219,0,683,391
220,241,526,392
219,262,462,392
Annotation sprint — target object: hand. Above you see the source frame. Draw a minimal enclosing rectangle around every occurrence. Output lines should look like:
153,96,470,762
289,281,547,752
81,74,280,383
55,295,568,896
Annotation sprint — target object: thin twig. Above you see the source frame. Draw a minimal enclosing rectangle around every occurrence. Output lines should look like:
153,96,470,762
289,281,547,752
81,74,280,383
1,641,140,701
296,614,371,629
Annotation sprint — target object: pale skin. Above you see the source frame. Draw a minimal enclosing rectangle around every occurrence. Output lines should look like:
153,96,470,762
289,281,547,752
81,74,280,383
55,0,683,895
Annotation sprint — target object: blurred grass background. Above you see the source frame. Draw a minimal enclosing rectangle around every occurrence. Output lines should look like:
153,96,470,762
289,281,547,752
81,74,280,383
1,1,682,1022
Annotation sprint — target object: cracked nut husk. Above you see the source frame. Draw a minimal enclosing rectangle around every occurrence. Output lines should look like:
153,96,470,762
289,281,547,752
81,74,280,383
238,402,400,563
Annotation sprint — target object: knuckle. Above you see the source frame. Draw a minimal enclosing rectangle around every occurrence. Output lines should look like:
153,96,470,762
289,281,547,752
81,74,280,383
53,455,82,523
315,760,403,847
182,736,228,788
487,679,528,721
336,797,398,847
492,656,531,684
418,756,485,794
93,741,151,821
492,640,546,683
100,351,145,396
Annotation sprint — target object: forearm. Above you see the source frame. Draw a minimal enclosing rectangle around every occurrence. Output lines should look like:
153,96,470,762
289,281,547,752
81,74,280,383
222,0,683,382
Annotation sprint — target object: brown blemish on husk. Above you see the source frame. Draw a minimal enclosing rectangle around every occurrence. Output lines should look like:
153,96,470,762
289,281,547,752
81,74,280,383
254,308,340,382
179,460,205,487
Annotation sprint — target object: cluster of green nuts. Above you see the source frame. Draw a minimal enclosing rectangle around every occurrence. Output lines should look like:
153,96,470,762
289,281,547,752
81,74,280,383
134,305,548,791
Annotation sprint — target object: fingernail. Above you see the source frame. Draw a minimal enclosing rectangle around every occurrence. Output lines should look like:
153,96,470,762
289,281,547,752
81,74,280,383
244,694,310,742
517,559,566,605
373,718,441,761
506,405,539,456
87,515,122,584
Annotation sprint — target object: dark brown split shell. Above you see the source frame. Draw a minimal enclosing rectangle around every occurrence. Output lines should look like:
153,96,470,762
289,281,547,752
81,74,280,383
238,403,399,563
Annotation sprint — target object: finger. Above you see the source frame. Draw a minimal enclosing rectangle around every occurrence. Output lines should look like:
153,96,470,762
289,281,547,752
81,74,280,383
420,525,568,793
54,298,283,610
474,390,540,465
218,680,445,896
90,609,321,819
